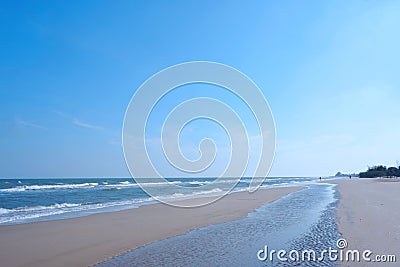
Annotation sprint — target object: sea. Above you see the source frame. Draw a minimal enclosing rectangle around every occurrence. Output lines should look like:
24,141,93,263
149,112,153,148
0,177,324,225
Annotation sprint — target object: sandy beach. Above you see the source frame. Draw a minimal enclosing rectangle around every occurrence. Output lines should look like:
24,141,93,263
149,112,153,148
0,186,301,267
334,178,400,266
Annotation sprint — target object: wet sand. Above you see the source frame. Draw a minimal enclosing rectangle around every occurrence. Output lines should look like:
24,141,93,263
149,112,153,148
334,178,400,266
0,186,301,267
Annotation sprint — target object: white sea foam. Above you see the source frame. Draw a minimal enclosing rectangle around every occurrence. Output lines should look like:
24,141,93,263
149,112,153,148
186,180,213,185
0,208,11,215
137,181,183,186
0,188,227,221
154,188,224,201
0,182,99,192
0,198,154,224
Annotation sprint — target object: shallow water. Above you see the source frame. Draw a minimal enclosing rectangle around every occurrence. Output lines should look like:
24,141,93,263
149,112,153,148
97,183,340,267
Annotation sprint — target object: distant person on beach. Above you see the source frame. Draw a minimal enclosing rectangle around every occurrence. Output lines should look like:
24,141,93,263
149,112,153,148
319,177,322,180
349,175,351,179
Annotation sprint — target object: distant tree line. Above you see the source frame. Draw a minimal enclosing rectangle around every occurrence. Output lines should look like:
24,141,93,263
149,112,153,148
359,165,400,178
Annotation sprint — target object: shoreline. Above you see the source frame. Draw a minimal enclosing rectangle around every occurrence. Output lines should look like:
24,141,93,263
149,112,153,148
0,186,302,267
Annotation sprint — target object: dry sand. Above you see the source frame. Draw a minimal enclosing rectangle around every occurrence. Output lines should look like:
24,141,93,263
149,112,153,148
0,186,301,267
334,178,400,266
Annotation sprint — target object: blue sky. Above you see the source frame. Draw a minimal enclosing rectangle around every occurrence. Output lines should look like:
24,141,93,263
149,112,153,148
1,0,399,178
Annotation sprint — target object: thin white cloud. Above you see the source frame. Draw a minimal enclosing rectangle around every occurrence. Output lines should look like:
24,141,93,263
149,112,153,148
15,119,47,130
55,111,103,130
54,111,68,118
72,118,103,130
108,138,121,146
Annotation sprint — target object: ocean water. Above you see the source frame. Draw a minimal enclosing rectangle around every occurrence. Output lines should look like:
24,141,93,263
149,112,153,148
97,183,340,267
0,177,321,225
